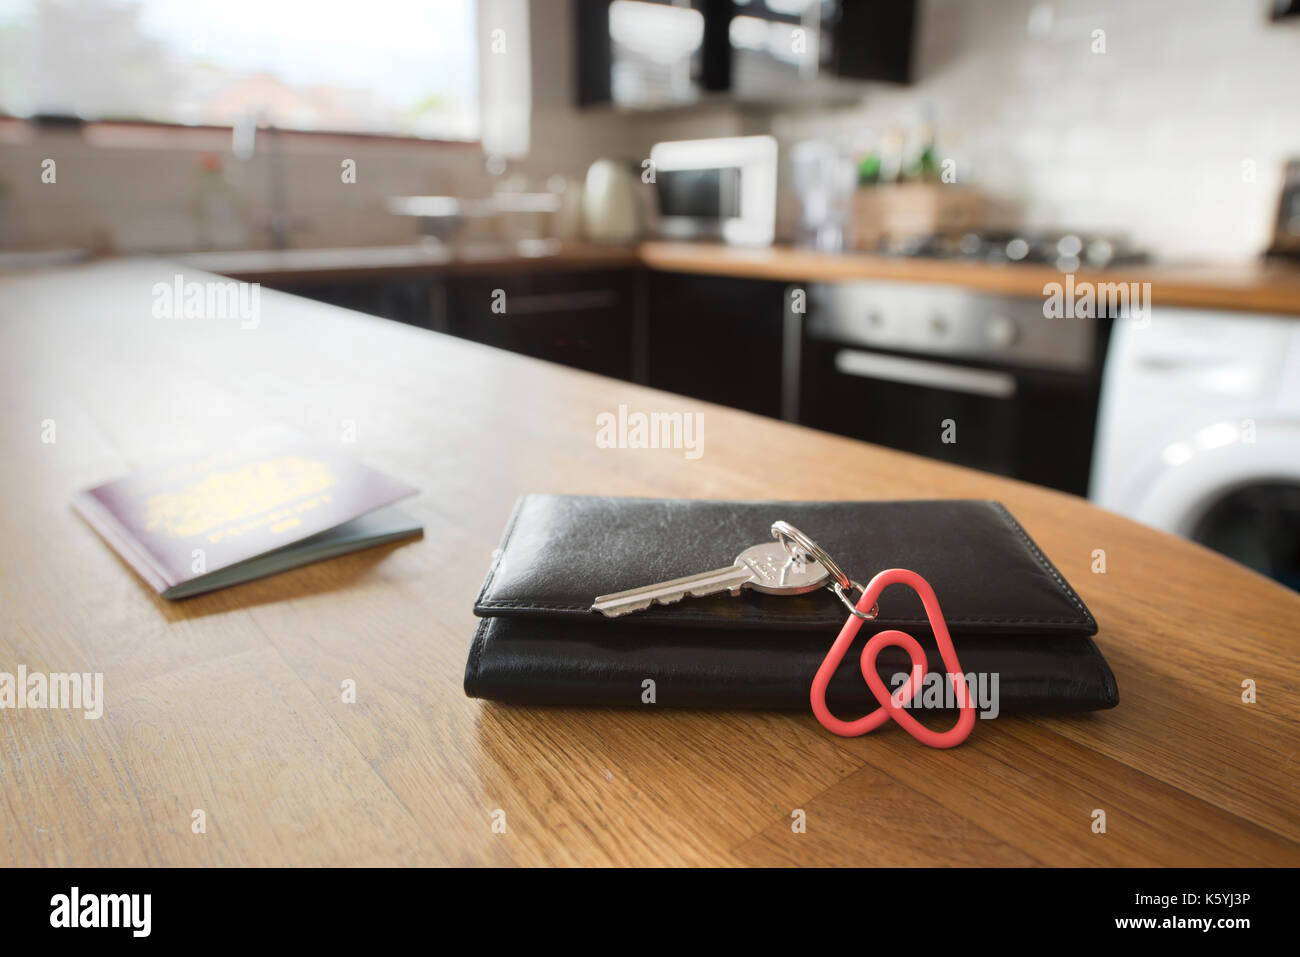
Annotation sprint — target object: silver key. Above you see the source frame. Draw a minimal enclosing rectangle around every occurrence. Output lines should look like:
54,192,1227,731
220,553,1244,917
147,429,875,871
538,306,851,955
591,541,830,618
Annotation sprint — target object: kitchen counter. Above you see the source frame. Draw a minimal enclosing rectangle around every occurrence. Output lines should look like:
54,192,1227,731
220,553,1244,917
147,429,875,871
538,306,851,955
179,239,1300,316
175,239,641,284
1,259,1297,866
640,242,1300,316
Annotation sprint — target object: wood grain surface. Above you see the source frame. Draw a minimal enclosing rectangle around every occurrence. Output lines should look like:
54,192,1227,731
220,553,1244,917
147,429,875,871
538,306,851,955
1,259,1297,867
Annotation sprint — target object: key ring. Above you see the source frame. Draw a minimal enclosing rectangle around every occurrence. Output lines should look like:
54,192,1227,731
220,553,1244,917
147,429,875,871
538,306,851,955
769,521,974,748
811,566,976,749
770,520,878,620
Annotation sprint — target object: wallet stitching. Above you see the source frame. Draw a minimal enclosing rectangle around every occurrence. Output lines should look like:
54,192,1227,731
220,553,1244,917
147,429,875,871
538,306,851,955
988,500,1094,626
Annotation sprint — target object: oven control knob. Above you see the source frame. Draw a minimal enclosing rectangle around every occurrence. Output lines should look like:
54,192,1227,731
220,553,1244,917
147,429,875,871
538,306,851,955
929,315,949,337
985,315,1018,348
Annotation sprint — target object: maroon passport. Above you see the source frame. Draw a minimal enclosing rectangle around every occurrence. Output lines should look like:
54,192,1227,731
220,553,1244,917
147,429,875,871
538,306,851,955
74,428,420,598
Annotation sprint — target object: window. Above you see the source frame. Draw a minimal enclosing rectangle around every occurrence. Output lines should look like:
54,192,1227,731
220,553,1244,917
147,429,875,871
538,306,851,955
0,0,480,140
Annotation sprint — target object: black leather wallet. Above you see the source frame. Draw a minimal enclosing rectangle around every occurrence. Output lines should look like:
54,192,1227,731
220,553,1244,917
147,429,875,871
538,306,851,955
465,495,1119,714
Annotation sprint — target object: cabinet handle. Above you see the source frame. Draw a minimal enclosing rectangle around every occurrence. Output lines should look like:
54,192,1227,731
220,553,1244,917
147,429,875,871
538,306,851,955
501,290,620,315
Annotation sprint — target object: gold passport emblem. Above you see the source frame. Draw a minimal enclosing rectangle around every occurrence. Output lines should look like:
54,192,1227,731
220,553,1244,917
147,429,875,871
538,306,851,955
143,456,337,539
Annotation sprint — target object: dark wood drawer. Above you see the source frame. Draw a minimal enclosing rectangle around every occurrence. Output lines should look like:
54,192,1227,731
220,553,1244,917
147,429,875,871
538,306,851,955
442,270,636,380
646,272,786,417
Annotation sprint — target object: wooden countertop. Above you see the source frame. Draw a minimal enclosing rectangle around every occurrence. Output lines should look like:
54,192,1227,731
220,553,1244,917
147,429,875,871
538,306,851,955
640,242,1300,316
179,239,1300,316
2,259,1297,866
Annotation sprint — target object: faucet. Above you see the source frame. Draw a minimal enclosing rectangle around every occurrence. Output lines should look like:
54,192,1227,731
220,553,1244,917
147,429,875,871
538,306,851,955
233,110,291,250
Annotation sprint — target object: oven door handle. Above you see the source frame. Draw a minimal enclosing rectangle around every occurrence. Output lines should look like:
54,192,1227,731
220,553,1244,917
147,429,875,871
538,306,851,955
833,349,1018,399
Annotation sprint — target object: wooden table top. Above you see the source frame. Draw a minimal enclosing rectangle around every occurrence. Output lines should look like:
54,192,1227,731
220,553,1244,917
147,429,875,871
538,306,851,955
2,259,1297,867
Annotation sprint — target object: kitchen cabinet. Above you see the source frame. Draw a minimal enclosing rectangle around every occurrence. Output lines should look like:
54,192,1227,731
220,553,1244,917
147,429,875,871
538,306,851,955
646,272,788,417
574,0,915,110
440,269,638,380
264,268,640,382
264,277,434,329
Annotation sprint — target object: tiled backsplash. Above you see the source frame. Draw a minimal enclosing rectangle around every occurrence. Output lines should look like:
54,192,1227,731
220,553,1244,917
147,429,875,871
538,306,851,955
0,124,489,254
766,0,1300,261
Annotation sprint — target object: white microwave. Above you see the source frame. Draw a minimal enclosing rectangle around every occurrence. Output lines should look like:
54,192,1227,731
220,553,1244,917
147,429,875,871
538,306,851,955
649,135,778,246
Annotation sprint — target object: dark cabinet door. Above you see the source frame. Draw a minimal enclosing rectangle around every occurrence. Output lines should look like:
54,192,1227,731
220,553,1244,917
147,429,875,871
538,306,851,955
443,270,636,380
646,272,787,417
265,279,433,328
574,0,915,108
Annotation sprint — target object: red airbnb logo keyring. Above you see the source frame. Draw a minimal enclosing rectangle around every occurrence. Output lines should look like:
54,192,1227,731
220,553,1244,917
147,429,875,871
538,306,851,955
769,524,976,749
811,567,975,748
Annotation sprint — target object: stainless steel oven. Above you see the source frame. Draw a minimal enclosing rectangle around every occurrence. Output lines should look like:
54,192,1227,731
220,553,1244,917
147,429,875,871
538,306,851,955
794,281,1109,495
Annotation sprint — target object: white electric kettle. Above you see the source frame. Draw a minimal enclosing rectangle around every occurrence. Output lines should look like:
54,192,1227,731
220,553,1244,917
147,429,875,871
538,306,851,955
581,159,641,243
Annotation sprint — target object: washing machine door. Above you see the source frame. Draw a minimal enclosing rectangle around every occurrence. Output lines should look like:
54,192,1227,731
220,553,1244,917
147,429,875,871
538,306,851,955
1130,419,1300,590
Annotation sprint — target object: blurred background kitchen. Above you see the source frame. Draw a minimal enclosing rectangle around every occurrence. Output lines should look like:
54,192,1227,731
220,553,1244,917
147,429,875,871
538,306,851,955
2,0,1299,589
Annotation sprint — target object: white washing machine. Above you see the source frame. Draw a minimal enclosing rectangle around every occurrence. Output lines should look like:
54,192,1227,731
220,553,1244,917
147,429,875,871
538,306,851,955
1090,304,1300,591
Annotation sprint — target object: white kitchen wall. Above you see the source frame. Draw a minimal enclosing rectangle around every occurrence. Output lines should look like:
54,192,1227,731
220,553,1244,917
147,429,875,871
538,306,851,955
772,0,1300,261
